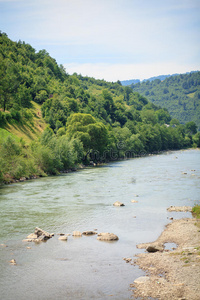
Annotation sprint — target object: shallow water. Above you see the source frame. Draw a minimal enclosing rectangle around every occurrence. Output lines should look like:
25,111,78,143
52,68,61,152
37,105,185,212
0,149,200,299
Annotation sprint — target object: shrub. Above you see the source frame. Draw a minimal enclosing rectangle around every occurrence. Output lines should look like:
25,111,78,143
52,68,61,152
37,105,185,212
192,205,200,218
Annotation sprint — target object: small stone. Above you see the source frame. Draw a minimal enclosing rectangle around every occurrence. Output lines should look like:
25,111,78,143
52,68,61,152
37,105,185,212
113,201,125,206
82,231,97,235
131,200,138,203
134,276,150,284
123,258,132,263
72,231,82,237
10,259,17,265
58,235,68,241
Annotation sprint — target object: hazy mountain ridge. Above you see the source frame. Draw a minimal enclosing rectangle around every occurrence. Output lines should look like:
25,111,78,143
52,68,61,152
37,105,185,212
121,72,199,86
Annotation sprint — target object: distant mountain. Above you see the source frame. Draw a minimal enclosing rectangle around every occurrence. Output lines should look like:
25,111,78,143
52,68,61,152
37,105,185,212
130,71,200,130
121,72,199,87
121,79,140,86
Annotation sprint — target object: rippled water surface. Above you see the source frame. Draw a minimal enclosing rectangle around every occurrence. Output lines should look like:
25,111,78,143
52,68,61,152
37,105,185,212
0,149,200,299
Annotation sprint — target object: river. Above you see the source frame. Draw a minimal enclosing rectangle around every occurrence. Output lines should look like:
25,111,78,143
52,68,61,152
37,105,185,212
0,149,200,299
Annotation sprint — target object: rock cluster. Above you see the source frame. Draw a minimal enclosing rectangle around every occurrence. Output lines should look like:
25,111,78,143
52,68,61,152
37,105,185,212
23,227,53,243
22,227,118,243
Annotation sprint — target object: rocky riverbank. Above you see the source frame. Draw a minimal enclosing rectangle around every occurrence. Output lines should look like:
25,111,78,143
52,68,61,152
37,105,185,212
132,215,200,299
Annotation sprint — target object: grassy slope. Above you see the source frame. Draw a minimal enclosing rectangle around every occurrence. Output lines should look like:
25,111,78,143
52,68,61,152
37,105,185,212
1,102,46,144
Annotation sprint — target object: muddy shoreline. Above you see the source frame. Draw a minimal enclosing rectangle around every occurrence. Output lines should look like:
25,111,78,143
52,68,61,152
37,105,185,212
132,214,200,299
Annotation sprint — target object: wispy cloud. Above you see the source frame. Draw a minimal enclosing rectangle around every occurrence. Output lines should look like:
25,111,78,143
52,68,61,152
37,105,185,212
64,62,199,81
0,0,200,80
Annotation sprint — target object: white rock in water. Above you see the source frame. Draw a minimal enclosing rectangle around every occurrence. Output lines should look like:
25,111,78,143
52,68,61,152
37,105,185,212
10,259,17,265
72,231,82,237
113,201,125,206
58,235,68,241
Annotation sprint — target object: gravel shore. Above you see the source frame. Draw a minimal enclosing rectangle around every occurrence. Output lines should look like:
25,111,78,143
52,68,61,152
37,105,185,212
132,217,200,299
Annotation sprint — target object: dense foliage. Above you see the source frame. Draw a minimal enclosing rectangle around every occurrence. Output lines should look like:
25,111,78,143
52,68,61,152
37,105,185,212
130,72,200,130
0,32,199,183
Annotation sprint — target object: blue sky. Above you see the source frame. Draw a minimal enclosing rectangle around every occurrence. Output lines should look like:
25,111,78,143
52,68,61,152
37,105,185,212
0,0,200,81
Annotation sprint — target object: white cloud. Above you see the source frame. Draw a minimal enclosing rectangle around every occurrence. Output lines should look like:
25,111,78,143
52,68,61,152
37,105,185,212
1,0,199,79
64,62,200,82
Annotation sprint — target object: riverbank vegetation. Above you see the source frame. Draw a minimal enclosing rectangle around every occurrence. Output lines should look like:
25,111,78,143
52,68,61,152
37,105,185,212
192,205,200,219
0,31,199,183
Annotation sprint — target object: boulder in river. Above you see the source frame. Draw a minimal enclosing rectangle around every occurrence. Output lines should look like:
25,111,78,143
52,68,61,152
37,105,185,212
23,227,53,242
97,232,119,241
146,243,164,253
113,201,125,207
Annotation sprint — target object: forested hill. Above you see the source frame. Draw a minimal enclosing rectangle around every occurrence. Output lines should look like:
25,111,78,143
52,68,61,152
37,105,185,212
130,72,200,130
0,32,200,183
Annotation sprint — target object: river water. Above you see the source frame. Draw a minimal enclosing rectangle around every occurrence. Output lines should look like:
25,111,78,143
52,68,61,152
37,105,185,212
0,149,200,299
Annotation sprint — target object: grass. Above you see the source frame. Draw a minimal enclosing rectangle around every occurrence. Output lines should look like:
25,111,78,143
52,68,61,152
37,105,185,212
1,102,46,145
192,205,200,219
187,92,195,98
0,128,20,143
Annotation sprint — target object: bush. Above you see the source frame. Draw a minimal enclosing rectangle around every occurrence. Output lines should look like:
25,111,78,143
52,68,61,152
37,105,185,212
192,205,200,218
10,108,22,122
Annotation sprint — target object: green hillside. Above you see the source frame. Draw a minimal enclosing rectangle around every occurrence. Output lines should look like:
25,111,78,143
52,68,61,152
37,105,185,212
0,32,199,183
130,72,200,130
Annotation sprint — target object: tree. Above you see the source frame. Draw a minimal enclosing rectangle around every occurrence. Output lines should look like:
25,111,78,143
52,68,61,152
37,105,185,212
66,113,108,160
185,121,197,135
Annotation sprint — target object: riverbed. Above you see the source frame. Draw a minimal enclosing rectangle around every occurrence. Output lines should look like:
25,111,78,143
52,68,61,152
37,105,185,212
0,149,199,299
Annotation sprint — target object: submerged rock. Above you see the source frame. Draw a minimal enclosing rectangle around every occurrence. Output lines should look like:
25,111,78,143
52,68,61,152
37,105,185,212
97,232,119,241
113,201,125,207
82,231,97,235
